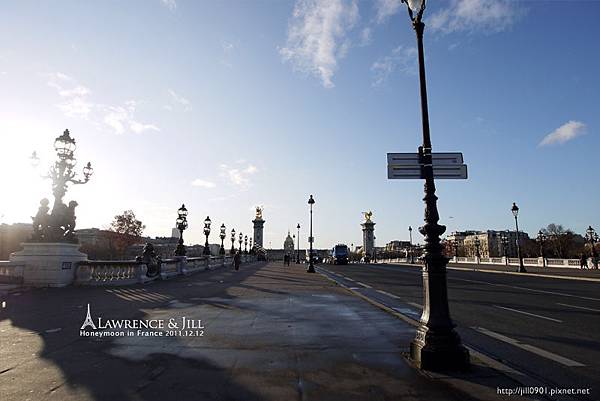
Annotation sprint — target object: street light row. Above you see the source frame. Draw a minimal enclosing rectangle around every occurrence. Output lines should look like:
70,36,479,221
173,204,252,257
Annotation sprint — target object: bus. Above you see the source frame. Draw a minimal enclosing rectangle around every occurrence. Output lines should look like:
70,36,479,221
331,244,349,265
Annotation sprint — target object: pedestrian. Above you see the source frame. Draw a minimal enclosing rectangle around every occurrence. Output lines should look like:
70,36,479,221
580,253,587,269
234,250,241,271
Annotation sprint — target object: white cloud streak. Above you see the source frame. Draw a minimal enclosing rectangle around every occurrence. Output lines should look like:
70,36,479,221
429,0,521,34
160,0,176,12
167,89,191,111
280,0,359,88
371,45,417,86
375,0,402,23
220,163,258,189
539,121,586,147
45,72,159,135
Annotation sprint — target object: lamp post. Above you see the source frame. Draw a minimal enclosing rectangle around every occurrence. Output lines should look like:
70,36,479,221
511,203,526,272
307,195,315,273
244,235,248,254
585,226,598,269
30,129,94,243
203,216,211,256
231,228,236,254
219,224,226,255
453,239,459,258
474,237,481,258
501,232,509,263
239,232,243,252
399,0,469,370
249,237,253,254
296,223,301,263
174,204,188,256
408,226,414,263
537,230,547,267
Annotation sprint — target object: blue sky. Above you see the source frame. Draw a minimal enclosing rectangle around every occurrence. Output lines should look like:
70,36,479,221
0,0,598,249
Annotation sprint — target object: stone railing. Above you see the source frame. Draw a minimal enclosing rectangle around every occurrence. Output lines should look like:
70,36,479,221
0,261,25,284
75,254,256,286
375,256,593,269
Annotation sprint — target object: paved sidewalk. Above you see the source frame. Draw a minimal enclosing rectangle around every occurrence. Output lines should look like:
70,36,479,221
1,262,525,401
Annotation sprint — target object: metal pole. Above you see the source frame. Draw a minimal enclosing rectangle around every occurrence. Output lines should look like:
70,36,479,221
514,216,525,272
307,202,315,273
409,19,469,371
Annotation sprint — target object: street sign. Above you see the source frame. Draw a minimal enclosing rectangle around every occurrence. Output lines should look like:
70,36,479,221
387,152,463,166
387,164,468,179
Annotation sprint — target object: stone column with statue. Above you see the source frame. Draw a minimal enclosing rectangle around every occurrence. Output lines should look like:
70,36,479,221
253,206,266,260
361,211,375,263
10,129,94,287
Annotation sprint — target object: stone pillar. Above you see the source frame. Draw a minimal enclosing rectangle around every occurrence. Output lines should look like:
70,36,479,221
361,220,375,260
253,218,265,248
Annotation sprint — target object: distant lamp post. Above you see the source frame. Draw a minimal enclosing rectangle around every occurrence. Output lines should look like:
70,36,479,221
585,226,598,269
249,237,253,254
174,204,188,256
219,224,226,255
244,235,248,254
307,195,316,273
231,228,236,254
408,225,414,263
296,223,301,263
474,237,481,259
511,203,526,272
501,232,509,262
203,216,212,255
30,129,94,243
453,239,459,258
537,230,547,267
399,0,469,370
239,232,243,252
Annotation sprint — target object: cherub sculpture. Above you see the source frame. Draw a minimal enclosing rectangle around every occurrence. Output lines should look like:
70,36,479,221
31,198,51,241
363,211,373,223
255,206,263,220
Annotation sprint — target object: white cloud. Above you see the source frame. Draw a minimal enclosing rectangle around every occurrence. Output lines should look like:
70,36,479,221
375,0,402,23
191,179,216,189
359,27,372,46
280,0,359,88
429,0,521,34
167,89,191,111
371,45,417,86
220,163,259,189
539,121,586,147
45,73,159,135
160,0,176,12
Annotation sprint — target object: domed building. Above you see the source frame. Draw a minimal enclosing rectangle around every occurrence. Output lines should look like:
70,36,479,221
283,230,295,257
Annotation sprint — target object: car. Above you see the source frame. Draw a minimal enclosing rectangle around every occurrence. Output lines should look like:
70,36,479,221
305,250,320,264
331,244,349,265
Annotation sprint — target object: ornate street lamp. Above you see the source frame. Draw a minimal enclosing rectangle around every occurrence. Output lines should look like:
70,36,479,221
474,237,481,258
239,232,243,252
203,216,211,255
174,204,188,256
244,235,248,254
296,223,301,263
537,230,547,267
453,239,459,258
398,0,469,370
511,203,526,273
30,129,94,243
219,224,226,255
307,195,316,273
249,237,253,254
408,226,414,263
230,228,236,254
585,226,598,268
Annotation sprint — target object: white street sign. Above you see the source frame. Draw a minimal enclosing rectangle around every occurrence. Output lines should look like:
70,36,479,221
387,152,463,166
387,164,468,179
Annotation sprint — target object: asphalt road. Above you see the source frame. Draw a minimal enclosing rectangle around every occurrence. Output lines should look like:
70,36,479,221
319,262,600,401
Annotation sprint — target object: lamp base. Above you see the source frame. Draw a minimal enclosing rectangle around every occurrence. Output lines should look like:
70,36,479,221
410,327,470,371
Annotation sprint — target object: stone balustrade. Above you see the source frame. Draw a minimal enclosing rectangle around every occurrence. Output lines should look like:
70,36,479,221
74,254,256,286
376,256,593,269
0,261,26,284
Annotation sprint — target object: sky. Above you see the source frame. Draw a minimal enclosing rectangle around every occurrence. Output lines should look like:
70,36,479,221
0,0,598,250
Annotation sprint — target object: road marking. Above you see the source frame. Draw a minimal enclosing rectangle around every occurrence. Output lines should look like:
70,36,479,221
407,302,422,309
343,276,355,281
472,327,585,367
450,277,600,302
376,289,401,299
493,305,562,323
556,303,600,313
356,281,372,288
